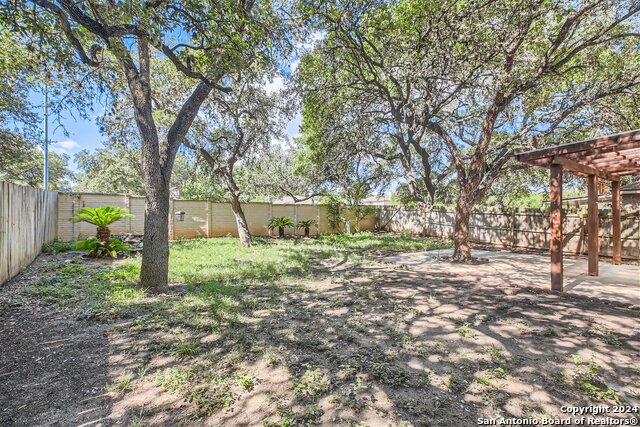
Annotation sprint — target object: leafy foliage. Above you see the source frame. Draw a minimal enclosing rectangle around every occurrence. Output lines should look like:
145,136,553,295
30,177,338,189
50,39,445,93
268,216,295,237
296,219,317,237
42,240,73,254
301,0,640,260
69,206,134,257
69,206,134,228
268,217,296,229
296,219,317,229
0,131,72,190
74,236,131,258
324,194,344,233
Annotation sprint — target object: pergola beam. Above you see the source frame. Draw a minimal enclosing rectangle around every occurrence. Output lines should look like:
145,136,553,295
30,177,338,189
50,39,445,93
516,129,640,162
551,156,619,181
516,129,640,292
563,142,640,161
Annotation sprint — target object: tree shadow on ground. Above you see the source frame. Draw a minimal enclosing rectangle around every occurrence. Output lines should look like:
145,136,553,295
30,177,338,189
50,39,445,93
0,302,114,426
3,245,639,426
105,259,639,425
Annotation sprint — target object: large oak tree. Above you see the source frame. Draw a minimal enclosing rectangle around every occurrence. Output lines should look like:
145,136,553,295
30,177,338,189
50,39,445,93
185,72,287,246
303,0,640,261
3,0,293,291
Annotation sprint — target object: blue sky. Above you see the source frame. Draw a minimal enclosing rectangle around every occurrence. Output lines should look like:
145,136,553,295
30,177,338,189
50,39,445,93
36,87,303,174
33,90,105,170
33,32,320,176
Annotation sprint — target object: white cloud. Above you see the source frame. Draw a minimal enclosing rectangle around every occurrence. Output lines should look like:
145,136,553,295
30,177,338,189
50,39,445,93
265,76,285,94
286,112,302,139
50,139,80,155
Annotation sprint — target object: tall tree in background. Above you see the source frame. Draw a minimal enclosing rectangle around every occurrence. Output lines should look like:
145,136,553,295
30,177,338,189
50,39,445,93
0,26,78,188
185,74,286,246
4,0,293,292
246,144,334,203
305,0,640,261
297,4,449,205
0,131,72,189
418,0,640,261
299,93,395,228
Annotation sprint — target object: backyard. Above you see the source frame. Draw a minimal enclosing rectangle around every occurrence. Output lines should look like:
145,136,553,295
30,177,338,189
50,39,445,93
3,1,640,426
1,233,638,426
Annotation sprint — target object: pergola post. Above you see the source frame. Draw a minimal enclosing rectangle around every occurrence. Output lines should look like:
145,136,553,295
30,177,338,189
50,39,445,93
611,180,622,265
550,164,563,291
516,129,640,290
587,175,599,276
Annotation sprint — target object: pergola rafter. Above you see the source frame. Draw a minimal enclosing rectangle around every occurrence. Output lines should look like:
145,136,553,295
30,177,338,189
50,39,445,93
516,129,640,291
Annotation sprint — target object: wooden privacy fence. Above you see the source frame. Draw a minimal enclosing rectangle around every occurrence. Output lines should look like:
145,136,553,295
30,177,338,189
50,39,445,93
0,181,58,285
56,192,377,241
378,206,640,260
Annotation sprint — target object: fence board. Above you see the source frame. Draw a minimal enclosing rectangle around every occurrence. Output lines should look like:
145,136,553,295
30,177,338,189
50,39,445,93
0,181,58,285
378,205,640,260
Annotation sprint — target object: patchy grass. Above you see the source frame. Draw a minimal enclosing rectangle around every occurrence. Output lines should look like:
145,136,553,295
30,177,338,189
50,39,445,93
294,369,329,400
23,262,144,315
23,234,448,319
6,232,640,426
42,239,74,254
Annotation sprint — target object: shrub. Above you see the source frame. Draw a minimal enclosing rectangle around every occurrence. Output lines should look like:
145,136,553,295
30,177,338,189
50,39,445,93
69,206,134,242
296,219,317,237
74,236,131,258
69,206,134,257
43,240,73,254
324,194,344,233
268,216,295,238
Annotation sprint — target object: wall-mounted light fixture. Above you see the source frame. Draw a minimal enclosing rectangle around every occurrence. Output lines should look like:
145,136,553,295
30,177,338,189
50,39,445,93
175,211,186,222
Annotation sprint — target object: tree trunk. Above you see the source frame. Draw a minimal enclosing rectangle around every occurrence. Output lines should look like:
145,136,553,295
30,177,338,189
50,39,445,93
119,39,212,293
452,191,473,262
222,170,252,246
278,227,285,238
304,227,310,238
97,226,110,242
397,138,425,204
140,182,171,293
229,193,252,246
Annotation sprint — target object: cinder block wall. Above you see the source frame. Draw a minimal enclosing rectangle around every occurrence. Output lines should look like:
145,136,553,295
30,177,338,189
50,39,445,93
55,193,378,241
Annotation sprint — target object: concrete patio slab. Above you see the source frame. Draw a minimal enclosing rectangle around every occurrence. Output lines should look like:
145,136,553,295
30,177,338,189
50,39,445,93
383,248,640,307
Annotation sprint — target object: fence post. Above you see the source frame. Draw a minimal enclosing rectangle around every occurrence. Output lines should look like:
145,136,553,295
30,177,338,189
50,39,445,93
208,201,212,238
510,208,517,248
422,206,427,237
125,194,131,232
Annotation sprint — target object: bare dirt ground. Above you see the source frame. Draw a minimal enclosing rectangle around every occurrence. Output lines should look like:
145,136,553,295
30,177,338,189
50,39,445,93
1,251,639,426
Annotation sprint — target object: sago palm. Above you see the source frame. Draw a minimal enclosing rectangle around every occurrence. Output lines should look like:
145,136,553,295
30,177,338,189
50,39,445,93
69,206,134,242
268,216,295,238
296,219,317,238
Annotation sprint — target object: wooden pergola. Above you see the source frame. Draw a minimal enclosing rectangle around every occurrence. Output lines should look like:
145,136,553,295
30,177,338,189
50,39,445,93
516,129,640,291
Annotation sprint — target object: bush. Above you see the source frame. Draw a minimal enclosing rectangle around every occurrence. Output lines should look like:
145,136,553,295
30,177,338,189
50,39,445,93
43,240,73,254
74,236,131,258
268,216,295,238
296,219,317,237
324,194,344,233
